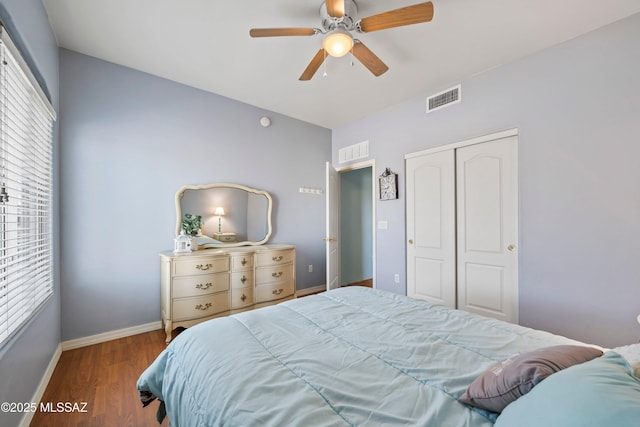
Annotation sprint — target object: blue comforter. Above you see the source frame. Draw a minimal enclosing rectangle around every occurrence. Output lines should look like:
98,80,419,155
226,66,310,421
137,287,583,426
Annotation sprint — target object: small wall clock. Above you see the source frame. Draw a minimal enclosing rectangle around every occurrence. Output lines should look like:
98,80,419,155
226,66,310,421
379,168,398,200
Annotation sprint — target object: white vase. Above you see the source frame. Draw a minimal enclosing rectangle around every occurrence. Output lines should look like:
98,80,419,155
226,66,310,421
189,235,199,251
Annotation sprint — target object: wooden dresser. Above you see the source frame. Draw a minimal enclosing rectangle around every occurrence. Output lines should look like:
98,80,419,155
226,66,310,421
160,244,295,342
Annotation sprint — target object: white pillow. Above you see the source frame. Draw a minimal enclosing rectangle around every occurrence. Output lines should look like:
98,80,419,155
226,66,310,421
611,343,640,377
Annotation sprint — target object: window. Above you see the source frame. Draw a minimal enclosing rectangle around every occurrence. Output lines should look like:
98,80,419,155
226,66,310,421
0,25,56,346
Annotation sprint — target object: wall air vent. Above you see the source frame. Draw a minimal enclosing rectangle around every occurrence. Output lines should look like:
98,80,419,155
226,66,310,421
426,84,461,113
339,140,369,164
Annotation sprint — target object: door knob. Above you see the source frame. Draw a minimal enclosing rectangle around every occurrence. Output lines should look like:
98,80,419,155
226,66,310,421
507,244,516,252
408,239,414,244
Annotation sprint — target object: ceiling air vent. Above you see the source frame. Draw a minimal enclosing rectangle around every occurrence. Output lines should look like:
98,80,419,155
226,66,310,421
426,84,461,113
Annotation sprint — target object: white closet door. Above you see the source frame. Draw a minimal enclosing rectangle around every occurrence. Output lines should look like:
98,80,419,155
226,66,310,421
456,136,518,323
406,150,456,308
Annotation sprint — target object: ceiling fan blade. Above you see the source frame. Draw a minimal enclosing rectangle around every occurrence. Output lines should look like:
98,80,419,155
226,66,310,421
250,28,317,38
351,41,388,77
358,2,434,33
325,0,345,18
299,49,326,81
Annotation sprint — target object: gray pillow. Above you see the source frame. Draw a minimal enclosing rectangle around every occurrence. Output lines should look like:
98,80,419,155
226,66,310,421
458,345,603,413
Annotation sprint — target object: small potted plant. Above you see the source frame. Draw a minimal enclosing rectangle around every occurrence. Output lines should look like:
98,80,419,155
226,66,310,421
182,213,202,236
181,213,202,252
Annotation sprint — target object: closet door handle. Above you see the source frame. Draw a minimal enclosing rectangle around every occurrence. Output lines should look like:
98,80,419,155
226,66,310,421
408,239,414,244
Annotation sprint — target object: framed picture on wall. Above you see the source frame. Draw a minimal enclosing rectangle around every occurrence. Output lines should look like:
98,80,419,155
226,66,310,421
379,168,398,200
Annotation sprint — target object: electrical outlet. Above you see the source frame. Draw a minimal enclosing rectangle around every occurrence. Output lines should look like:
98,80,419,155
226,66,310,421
394,274,400,283
308,265,313,273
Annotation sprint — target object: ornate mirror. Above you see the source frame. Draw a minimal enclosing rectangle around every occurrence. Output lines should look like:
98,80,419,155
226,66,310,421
175,183,273,248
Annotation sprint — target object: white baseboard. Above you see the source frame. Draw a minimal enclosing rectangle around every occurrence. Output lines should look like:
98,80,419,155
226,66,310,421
61,321,162,351
296,285,326,297
19,344,62,427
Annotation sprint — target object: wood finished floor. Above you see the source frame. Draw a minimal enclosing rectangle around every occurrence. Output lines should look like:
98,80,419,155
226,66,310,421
30,329,169,427
30,282,373,426
344,279,373,288
303,279,373,297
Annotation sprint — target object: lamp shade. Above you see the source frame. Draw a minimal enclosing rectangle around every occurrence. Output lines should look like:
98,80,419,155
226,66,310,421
323,29,353,58
214,207,225,216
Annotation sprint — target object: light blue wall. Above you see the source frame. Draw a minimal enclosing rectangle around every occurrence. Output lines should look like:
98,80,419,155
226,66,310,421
340,167,373,285
332,13,640,348
0,1,60,426
59,49,331,341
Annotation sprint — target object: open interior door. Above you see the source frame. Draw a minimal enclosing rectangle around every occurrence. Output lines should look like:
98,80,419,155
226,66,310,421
326,162,340,291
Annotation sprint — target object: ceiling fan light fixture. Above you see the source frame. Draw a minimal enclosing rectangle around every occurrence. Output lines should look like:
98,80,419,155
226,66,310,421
322,29,353,57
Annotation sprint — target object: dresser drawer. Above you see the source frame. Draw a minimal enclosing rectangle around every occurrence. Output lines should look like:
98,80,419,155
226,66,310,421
172,273,229,298
231,255,253,271
174,257,229,276
172,292,229,321
230,271,254,289
231,287,254,309
256,264,294,285
256,249,294,267
255,280,294,303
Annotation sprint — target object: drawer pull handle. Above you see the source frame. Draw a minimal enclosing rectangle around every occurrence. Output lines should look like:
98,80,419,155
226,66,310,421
195,302,212,311
196,263,213,271
272,272,283,278
240,293,247,302
196,282,212,290
272,289,283,295
241,275,247,284
241,258,247,266
272,255,283,262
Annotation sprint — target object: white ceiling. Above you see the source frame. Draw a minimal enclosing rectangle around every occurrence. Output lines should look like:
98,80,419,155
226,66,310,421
42,0,640,129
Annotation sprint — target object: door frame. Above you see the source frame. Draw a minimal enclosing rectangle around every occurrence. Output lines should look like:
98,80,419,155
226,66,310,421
326,162,340,291
328,159,377,289
405,128,518,159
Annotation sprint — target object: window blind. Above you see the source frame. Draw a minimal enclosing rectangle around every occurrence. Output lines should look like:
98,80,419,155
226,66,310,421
0,25,55,346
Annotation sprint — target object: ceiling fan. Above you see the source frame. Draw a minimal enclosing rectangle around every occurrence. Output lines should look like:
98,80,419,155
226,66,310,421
249,0,434,81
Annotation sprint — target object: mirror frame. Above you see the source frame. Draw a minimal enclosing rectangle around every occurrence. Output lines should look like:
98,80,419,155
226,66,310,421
175,183,273,248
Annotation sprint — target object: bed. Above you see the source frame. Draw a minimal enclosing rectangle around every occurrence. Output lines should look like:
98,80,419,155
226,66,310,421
137,286,640,426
